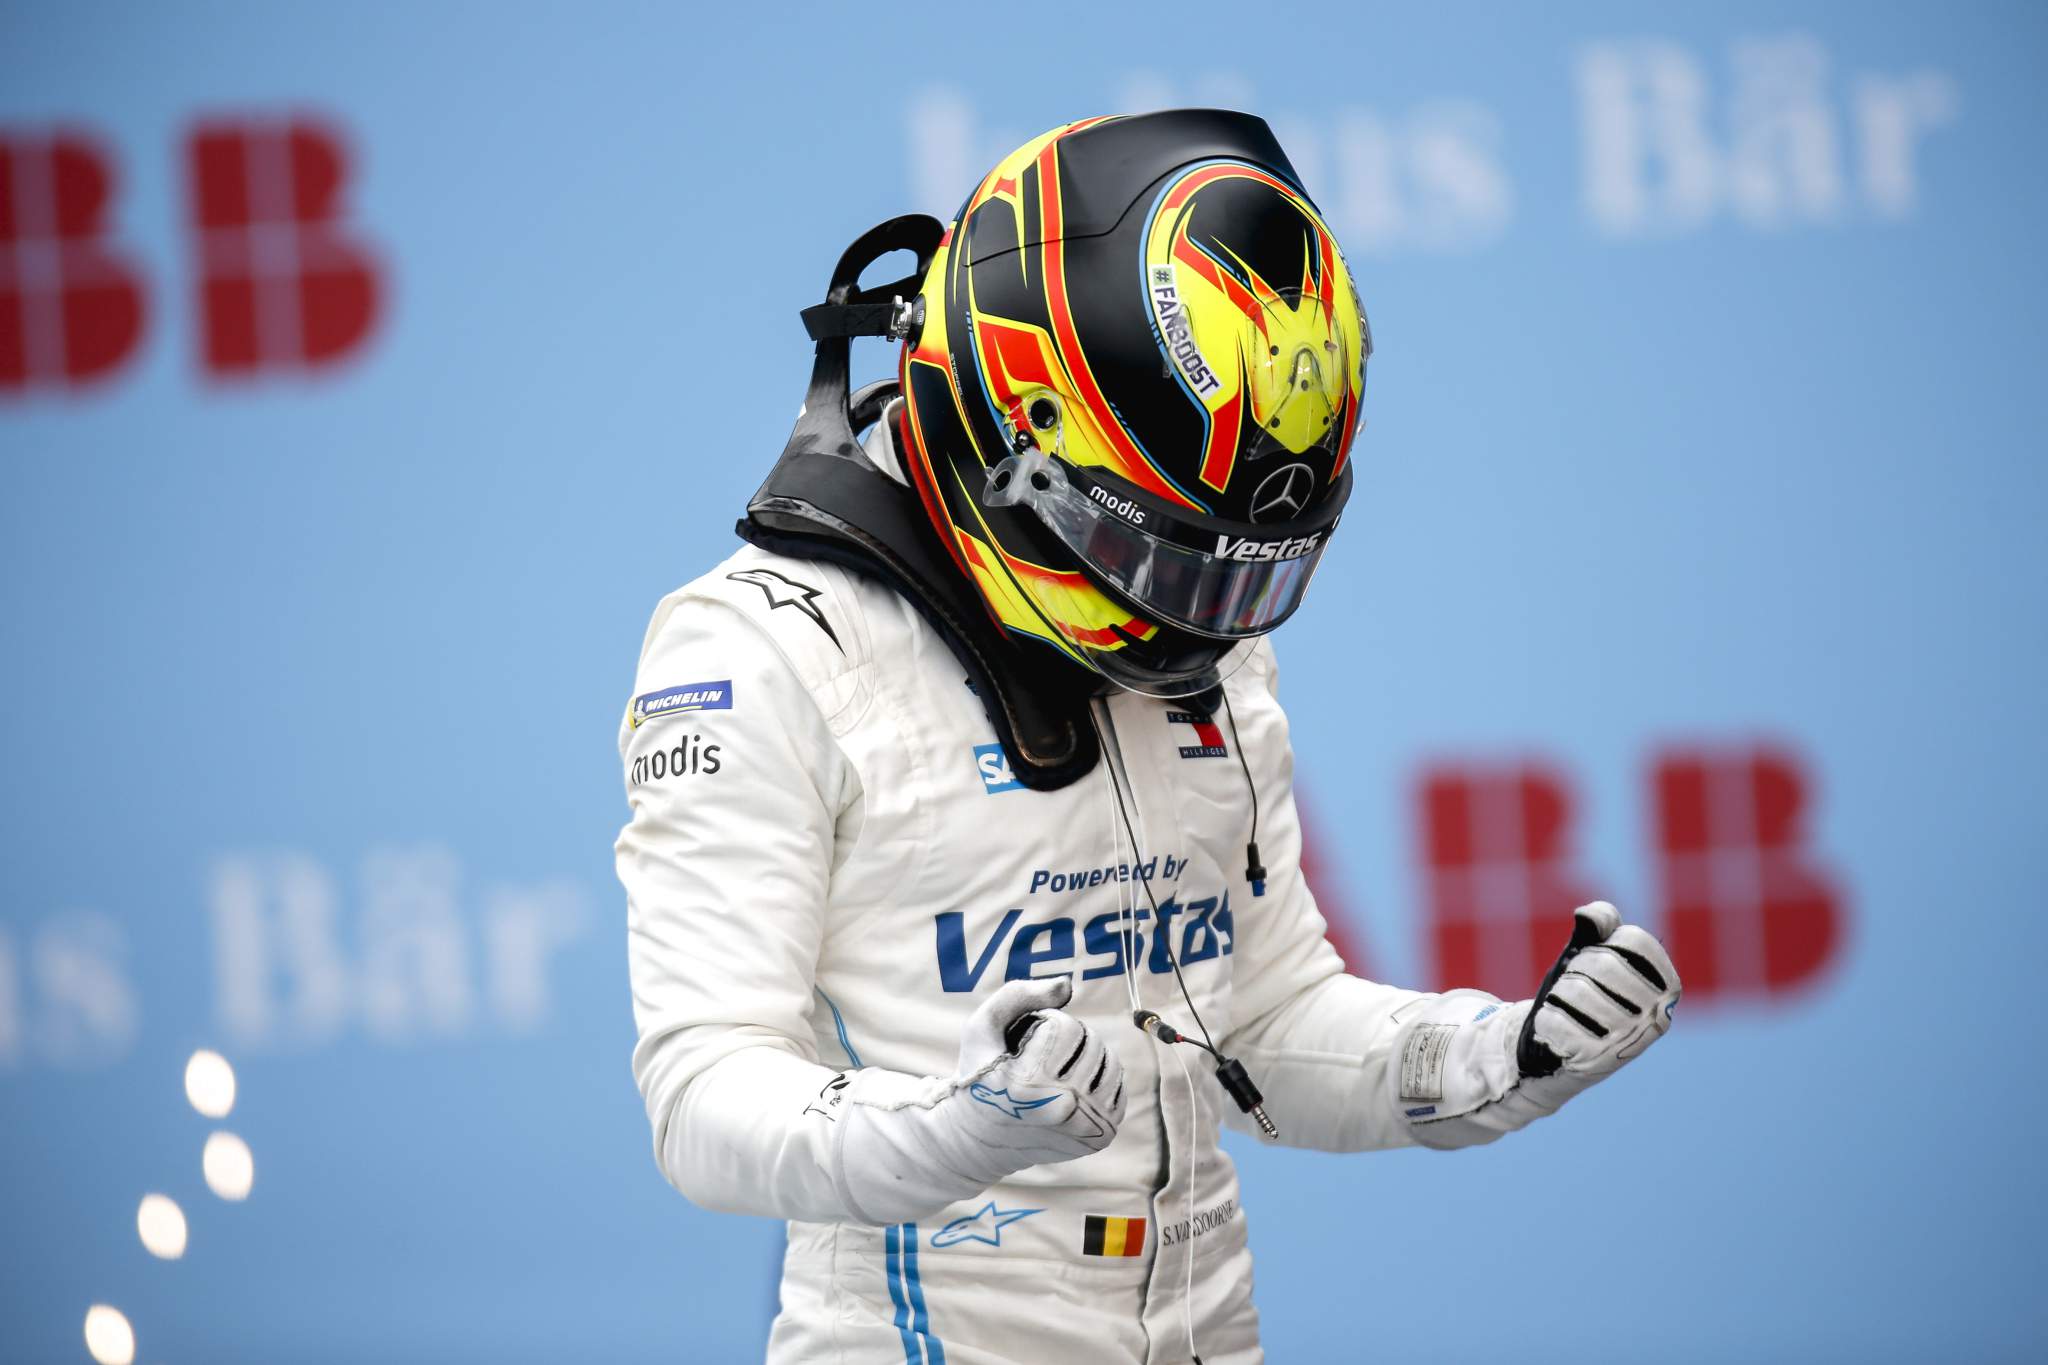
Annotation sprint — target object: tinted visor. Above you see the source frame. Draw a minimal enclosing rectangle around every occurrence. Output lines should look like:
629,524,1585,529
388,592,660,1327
983,452,1349,639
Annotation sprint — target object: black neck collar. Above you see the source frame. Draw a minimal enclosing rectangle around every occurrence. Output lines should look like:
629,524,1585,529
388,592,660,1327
736,215,1103,791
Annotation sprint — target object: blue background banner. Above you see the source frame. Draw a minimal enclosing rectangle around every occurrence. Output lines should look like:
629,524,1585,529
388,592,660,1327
3,3,2043,1360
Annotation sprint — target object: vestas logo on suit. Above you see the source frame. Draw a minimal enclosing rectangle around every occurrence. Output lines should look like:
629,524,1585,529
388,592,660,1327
934,893,1235,992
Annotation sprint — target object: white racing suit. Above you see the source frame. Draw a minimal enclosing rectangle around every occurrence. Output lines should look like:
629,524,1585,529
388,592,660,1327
617,537,1525,1363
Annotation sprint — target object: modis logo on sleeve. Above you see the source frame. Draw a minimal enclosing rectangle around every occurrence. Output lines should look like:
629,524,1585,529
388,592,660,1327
629,680,732,729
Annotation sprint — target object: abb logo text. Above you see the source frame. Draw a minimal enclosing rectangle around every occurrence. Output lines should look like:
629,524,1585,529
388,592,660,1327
190,120,379,375
1653,745,1842,998
0,133,146,388
1422,762,1601,1002
1410,743,1845,1003
1,116,380,395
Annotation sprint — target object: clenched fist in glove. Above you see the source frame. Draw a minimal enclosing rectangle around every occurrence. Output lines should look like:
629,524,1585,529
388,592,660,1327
833,975,1126,1224
1397,902,1680,1149
1515,900,1679,1086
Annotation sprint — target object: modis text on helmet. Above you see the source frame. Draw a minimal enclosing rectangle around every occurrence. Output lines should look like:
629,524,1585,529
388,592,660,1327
1087,484,1149,526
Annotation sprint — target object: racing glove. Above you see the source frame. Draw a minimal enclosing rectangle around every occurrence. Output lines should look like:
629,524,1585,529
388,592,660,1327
833,975,1127,1224
1397,902,1680,1149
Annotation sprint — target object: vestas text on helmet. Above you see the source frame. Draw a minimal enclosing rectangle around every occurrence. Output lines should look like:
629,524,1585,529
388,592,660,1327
1214,531,1323,563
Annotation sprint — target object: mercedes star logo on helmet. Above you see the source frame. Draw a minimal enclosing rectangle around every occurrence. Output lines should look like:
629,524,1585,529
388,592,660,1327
1249,464,1315,524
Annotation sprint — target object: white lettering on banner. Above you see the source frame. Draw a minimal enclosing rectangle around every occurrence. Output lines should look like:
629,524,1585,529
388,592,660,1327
906,80,1513,257
1122,70,1256,120
212,853,353,1047
360,847,473,1040
0,929,19,1067
909,44,1955,255
1134,76,1514,255
1576,35,1959,236
0,917,141,1071
33,913,138,1067
484,884,588,1033
1578,40,1724,235
907,88,1028,232
1287,103,1514,255
1854,73,1961,218
0,852,590,1074
209,846,591,1052
1728,36,1846,225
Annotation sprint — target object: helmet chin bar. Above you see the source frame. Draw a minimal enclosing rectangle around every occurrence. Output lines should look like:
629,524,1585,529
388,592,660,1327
972,454,1238,694
980,445,1338,644
1086,632,1256,700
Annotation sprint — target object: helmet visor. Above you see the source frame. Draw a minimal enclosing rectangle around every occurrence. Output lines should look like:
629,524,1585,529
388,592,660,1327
983,451,1348,639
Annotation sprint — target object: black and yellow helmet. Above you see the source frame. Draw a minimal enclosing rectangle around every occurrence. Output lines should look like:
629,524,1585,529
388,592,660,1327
898,109,1371,697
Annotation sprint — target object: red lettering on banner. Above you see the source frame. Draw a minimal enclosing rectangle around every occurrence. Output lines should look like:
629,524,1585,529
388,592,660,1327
0,131,147,392
1653,744,1844,999
187,118,380,376
1297,792,1373,977
1420,763,1601,997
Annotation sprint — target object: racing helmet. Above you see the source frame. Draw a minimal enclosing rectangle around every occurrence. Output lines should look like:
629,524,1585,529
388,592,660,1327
897,109,1371,697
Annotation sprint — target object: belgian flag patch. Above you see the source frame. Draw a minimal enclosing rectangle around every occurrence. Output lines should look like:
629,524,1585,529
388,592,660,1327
1082,1215,1146,1257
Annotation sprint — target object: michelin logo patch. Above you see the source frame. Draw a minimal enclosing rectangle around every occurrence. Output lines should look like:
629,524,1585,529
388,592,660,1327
629,680,732,729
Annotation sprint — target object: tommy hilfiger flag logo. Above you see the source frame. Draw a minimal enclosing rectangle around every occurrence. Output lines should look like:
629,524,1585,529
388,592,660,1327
1167,710,1228,759
1082,1215,1147,1257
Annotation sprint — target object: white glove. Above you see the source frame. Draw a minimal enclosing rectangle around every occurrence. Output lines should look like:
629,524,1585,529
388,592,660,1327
1401,902,1680,1149
1515,900,1680,1088
831,975,1126,1224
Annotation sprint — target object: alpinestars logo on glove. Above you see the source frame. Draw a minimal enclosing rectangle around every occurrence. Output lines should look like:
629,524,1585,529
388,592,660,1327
968,1084,1058,1119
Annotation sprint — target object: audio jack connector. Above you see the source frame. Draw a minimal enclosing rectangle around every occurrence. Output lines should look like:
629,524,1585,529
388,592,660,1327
1212,1056,1278,1140
1132,1010,1280,1140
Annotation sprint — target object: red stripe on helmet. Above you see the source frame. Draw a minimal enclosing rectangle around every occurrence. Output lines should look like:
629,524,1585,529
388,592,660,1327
1036,139,1202,510
1158,161,1299,214
1197,387,1242,493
